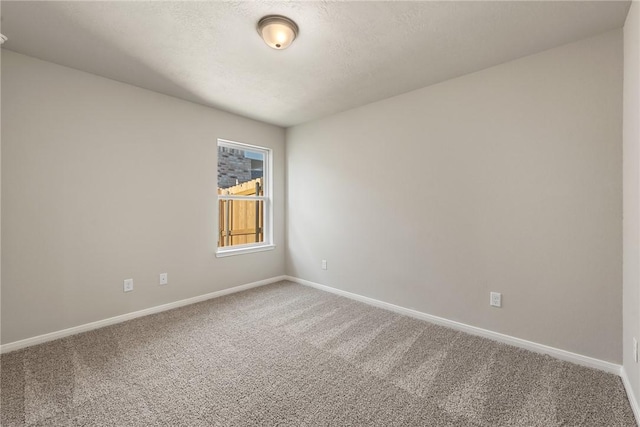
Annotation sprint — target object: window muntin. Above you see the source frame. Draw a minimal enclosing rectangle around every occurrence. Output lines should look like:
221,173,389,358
217,139,272,255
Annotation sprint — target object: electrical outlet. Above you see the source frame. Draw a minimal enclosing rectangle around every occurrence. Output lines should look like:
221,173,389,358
634,338,638,363
321,259,327,270
159,273,168,285
490,292,501,308
123,278,133,293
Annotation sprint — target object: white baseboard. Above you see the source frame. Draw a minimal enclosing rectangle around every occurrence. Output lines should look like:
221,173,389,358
621,367,640,426
285,275,621,375
2,273,624,377
0,275,287,354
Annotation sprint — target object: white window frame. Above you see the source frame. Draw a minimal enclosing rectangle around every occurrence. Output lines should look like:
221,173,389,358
216,139,274,257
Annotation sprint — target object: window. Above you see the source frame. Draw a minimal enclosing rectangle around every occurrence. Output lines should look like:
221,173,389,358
216,139,273,257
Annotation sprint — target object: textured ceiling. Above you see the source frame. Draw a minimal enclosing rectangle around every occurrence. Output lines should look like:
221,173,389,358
0,1,631,127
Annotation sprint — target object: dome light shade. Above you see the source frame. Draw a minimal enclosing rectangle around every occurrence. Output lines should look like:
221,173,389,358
257,15,298,50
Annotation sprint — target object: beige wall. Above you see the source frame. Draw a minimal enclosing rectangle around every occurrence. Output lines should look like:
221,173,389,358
286,30,623,363
1,50,286,344
624,0,640,409
0,27,629,368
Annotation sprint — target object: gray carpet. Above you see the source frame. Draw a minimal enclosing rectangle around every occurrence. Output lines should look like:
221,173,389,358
1,280,636,426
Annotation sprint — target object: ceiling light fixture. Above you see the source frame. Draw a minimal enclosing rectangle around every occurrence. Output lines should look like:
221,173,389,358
257,15,298,50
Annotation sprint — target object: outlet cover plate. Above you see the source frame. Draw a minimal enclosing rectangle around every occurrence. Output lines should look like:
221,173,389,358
123,279,133,293
159,273,168,285
490,292,502,308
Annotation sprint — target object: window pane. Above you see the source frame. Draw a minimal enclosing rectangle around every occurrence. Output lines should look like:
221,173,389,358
218,199,265,248
216,139,271,255
218,146,264,190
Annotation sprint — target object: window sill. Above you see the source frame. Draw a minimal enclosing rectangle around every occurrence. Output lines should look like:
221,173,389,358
216,244,276,258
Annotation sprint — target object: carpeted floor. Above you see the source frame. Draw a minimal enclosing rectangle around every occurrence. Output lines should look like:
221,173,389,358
0,280,636,426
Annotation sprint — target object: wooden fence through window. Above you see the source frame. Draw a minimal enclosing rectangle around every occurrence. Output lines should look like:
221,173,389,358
218,178,264,247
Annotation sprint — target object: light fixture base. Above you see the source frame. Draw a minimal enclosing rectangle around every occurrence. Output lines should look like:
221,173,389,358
257,15,298,50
